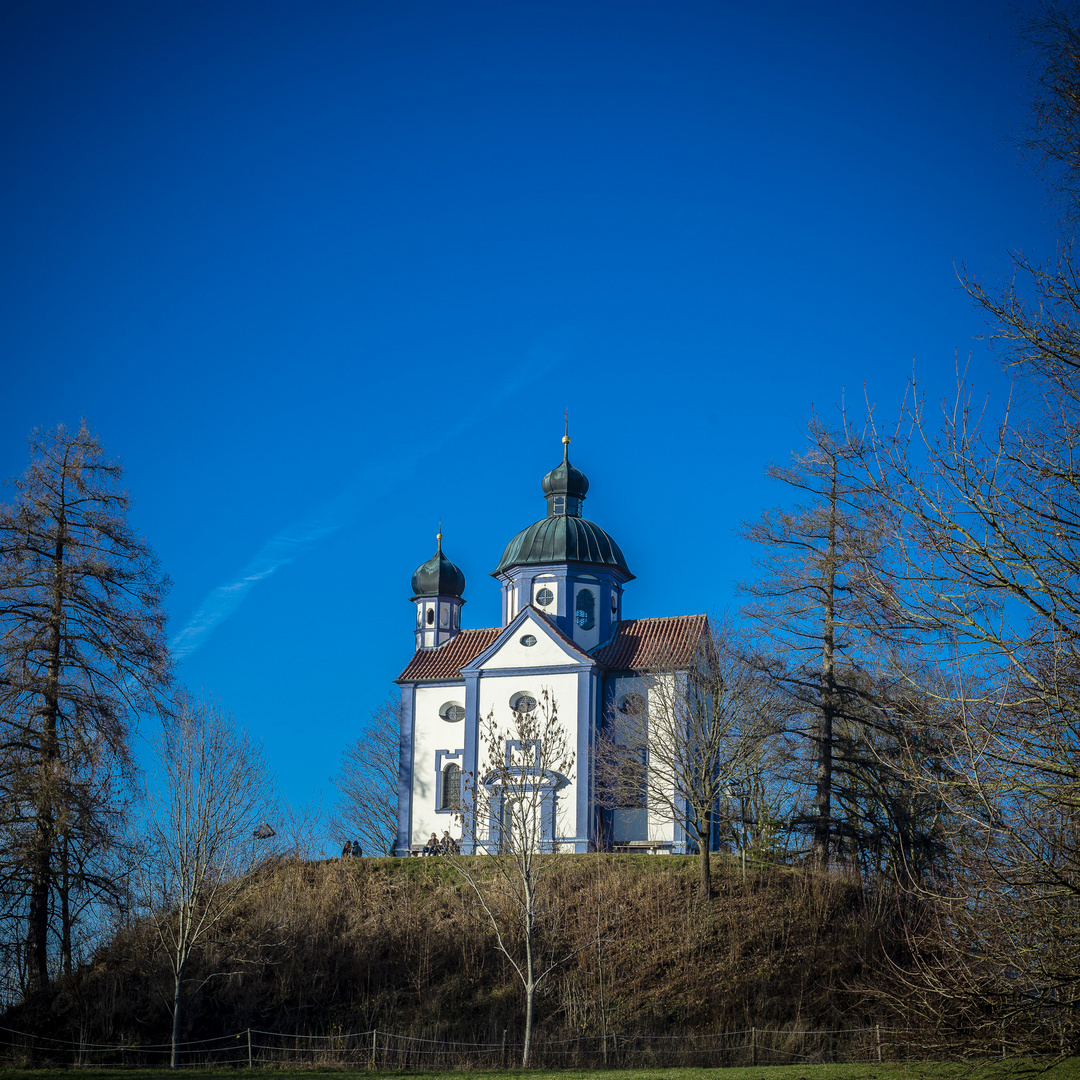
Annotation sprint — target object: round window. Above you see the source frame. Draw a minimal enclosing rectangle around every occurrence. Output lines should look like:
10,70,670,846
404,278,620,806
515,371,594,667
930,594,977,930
440,701,466,723
510,692,537,713
618,692,647,716
520,634,537,647
536,587,554,607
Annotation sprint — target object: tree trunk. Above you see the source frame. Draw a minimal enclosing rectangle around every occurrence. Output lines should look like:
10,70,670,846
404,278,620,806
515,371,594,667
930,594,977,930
814,463,839,868
27,521,66,992
60,834,71,976
25,801,52,992
522,892,536,1068
523,974,535,1068
700,833,712,900
171,964,184,1068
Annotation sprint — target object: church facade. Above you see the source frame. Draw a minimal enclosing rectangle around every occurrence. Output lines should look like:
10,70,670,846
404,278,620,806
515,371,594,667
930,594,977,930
395,434,707,855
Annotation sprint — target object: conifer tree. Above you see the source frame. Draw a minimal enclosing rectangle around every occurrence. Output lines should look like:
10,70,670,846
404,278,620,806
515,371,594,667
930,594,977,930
0,423,171,991
740,419,892,867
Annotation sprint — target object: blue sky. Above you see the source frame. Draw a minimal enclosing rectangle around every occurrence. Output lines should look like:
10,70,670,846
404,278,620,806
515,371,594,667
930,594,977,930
0,0,1055,844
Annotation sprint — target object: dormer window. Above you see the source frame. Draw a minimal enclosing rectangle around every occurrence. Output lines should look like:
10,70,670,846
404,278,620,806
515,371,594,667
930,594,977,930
547,494,581,517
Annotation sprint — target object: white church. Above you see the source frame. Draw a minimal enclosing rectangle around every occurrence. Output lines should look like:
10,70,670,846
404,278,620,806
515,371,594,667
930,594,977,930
395,432,707,855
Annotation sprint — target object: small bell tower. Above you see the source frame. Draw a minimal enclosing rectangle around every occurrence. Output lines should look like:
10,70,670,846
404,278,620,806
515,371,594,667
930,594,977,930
410,531,466,650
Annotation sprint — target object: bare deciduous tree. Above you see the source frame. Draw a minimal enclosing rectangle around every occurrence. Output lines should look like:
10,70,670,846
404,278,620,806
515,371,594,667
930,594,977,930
143,696,275,1068
842,8,1080,1036
330,696,399,856
449,691,576,1067
600,620,789,899
0,423,171,992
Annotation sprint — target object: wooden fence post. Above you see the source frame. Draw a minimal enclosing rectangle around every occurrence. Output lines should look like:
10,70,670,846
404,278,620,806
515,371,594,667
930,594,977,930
751,1027,756,1066
371,1030,377,1069
247,1028,253,1069
876,1024,881,1063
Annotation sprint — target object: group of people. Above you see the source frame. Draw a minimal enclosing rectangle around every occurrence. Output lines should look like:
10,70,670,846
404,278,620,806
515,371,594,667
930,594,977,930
340,840,363,858
422,830,458,856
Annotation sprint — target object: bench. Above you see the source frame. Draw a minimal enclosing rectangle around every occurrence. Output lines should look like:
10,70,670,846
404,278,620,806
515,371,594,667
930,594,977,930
612,840,673,855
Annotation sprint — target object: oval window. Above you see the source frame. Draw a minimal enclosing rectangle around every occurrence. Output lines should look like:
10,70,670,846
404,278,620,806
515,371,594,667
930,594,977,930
520,634,537,647
618,692,647,716
536,587,554,607
575,588,595,630
510,692,537,714
440,701,466,722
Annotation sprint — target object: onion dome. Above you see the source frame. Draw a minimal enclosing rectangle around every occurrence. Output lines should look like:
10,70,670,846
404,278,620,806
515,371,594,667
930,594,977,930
411,533,466,599
541,434,590,501
493,433,633,578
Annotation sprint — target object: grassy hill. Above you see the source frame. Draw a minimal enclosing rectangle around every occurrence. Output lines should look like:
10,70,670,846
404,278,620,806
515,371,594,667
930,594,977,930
13,854,913,1063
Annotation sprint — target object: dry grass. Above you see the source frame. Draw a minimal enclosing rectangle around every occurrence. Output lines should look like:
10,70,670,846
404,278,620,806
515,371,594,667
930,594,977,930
8,853,918,1061
0,1065,1075,1080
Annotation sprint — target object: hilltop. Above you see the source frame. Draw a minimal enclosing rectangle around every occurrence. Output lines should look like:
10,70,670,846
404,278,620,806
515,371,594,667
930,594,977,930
7,853,916,1062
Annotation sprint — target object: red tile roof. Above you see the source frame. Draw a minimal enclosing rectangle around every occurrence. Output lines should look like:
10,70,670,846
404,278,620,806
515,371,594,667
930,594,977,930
397,614,708,682
396,628,502,682
591,614,708,672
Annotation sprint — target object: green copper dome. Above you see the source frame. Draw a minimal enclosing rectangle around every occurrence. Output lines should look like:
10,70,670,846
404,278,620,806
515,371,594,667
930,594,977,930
541,435,590,499
493,434,632,578
494,515,632,576
411,534,466,599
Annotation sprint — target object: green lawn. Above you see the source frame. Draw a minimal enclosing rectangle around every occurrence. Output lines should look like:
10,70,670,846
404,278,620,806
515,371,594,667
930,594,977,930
0,1062,1076,1080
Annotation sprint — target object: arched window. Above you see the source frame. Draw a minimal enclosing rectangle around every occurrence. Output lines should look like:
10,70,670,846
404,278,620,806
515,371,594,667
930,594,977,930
575,588,595,630
615,747,647,808
441,763,462,810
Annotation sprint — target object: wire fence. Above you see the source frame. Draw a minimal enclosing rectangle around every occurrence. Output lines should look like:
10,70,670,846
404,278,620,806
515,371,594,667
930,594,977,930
0,1022,995,1069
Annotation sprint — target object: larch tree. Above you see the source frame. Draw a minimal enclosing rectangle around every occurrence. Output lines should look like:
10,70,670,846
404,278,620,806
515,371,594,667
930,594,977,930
0,423,171,993
740,419,888,868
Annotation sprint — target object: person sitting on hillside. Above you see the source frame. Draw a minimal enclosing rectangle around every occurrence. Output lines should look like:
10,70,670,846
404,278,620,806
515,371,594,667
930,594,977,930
440,830,458,855
422,832,439,856
351,840,363,857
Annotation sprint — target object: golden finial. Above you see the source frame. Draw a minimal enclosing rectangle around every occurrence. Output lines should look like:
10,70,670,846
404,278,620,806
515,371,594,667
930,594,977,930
562,409,570,452
436,521,443,552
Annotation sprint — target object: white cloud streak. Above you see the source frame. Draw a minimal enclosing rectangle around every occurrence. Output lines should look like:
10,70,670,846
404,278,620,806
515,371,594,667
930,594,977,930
170,335,572,660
